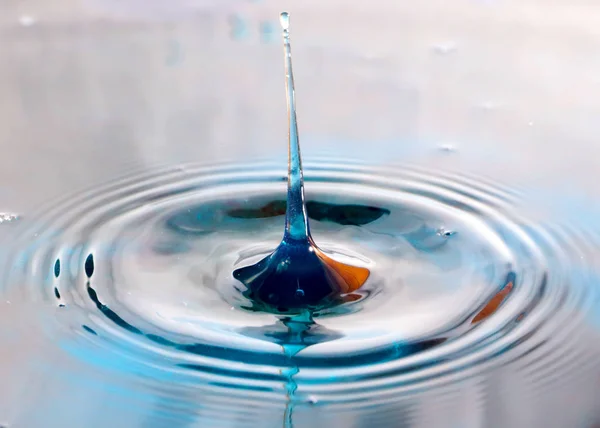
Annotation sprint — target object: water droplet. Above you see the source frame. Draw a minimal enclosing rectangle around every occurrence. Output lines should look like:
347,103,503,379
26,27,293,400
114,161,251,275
528,121,534,126
0,213,19,224
279,12,289,30
85,254,95,278
54,287,61,299
229,14,249,41
307,395,318,405
295,289,305,299
54,259,61,278
431,42,457,55
18,15,36,27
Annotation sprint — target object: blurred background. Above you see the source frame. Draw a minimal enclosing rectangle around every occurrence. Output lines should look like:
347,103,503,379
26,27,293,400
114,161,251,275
1,0,600,214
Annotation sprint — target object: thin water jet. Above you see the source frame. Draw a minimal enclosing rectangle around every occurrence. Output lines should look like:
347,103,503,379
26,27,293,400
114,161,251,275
233,12,370,315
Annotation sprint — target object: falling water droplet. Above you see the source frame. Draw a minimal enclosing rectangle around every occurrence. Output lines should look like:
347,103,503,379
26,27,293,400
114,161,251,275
85,254,95,278
279,11,289,30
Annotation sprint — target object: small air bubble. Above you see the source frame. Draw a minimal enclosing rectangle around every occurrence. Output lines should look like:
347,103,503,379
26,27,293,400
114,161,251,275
295,289,305,299
307,395,318,405
230,306,235,311
84,253,95,278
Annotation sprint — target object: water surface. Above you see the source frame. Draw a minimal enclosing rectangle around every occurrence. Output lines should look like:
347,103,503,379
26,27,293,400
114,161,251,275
1,159,600,427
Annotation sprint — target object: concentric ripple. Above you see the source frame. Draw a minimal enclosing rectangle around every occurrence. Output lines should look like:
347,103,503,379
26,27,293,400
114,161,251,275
1,159,600,428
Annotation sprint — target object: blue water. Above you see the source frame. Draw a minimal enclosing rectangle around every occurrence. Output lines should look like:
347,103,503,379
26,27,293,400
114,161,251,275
233,13,370,317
